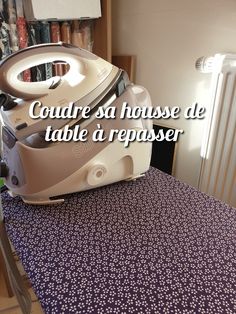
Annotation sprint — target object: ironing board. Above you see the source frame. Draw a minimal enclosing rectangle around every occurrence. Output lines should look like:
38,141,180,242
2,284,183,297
2,167,236,314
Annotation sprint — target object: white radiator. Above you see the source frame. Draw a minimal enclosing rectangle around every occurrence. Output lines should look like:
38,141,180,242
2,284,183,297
197,54,236,208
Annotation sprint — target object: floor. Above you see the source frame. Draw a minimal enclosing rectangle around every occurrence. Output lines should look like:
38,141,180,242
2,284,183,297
0,250,43,314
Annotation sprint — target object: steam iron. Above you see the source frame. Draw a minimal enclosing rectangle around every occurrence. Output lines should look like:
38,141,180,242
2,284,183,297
0,42,152,205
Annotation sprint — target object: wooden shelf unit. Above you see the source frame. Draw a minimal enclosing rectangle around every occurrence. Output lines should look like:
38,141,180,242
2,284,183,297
93,0,112,62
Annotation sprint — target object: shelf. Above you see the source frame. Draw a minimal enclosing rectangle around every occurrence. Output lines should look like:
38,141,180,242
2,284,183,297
93,0,112,62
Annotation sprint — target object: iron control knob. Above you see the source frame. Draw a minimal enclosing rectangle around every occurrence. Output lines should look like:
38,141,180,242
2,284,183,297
87,164,107,186
11,175,19,185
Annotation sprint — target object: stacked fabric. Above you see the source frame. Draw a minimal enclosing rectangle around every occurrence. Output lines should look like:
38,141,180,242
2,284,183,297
0,0,94,81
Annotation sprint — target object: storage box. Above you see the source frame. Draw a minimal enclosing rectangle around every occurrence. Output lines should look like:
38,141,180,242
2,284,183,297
23,0,101,21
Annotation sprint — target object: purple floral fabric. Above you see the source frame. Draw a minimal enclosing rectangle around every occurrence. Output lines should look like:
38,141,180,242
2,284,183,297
2,167,236,314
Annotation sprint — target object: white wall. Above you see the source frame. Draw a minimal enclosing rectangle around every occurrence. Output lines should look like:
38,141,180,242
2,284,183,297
112,0,236,187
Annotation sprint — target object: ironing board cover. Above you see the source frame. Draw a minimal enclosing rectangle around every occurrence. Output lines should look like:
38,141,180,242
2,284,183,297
2,167,236,314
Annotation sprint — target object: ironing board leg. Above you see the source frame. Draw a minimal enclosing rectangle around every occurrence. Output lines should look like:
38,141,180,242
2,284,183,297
0,248,14,297
0,222,32,314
